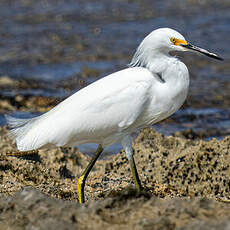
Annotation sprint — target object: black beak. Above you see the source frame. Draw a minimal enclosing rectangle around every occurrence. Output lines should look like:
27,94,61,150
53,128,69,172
181,43,223,61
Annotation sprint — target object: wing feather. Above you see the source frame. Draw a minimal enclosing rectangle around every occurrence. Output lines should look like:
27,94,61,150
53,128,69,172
7,67,155,149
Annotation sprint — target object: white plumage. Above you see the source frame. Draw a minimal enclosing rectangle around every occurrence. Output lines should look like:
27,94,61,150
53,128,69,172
5,28,222,160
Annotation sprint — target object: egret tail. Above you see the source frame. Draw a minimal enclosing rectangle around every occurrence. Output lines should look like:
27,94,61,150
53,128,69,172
5,114,44,151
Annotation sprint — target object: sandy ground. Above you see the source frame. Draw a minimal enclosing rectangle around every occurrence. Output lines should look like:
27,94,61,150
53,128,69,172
1,126,230,229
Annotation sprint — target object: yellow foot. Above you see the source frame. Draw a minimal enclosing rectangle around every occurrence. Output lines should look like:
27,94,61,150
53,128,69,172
77,175,85,203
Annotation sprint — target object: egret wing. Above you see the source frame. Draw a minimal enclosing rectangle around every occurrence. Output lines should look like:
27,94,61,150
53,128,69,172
46,68,154,145
8,67,155,150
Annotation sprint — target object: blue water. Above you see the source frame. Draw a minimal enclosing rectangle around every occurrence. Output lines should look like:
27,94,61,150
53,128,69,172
0,61,119,82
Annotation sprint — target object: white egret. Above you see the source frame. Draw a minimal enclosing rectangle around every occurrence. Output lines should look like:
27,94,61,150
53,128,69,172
5,28,223,203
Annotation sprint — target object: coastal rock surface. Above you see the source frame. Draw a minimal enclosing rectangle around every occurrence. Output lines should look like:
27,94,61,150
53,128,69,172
1,126,230,229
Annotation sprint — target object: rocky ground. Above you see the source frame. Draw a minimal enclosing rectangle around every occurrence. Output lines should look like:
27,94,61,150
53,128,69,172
1,126,230,229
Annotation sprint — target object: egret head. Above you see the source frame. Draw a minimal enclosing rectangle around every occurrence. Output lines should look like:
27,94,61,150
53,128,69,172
144,28,188,53
130,28,223,68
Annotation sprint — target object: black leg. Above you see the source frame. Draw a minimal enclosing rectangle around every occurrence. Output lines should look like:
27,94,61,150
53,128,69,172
77,144,103,203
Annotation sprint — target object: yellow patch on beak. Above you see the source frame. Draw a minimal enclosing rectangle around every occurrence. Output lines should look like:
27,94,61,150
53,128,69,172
170,37,188,46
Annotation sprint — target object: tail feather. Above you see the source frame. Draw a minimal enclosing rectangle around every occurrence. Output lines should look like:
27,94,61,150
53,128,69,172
5,115,40,151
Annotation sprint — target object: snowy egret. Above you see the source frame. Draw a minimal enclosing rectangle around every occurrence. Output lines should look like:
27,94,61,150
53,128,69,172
5,28,223,203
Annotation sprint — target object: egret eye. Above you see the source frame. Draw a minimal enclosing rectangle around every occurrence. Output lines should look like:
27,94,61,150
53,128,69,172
170,37,177,44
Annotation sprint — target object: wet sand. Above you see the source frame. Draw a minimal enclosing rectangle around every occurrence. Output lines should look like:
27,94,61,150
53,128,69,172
1,126,230,229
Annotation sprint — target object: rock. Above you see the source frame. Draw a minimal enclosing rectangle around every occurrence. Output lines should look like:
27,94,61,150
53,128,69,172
0,76,16,86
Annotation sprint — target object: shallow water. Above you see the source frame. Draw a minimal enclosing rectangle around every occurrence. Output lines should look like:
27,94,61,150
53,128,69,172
0,0,229,153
